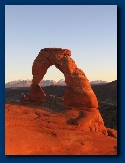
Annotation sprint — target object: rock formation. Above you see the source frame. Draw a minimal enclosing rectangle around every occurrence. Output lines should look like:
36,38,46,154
20,48,117,136
28,48,98,109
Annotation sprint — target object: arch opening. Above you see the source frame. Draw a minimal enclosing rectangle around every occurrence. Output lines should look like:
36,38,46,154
41,65,65,85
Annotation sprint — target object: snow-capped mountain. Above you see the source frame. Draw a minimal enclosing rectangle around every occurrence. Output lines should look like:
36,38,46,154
40,80,57,87
90,80,109,85
5,79,32,88
57,79,66,86
5,79,65,88
5,79,109,88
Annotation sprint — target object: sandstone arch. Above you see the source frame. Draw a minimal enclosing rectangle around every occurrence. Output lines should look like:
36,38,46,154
29,48,98,110
20,48,118,136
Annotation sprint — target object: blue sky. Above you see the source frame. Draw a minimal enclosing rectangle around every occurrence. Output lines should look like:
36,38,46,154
5,5,117,83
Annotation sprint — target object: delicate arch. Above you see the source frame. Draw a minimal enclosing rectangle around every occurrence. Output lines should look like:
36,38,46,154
29,48,98,110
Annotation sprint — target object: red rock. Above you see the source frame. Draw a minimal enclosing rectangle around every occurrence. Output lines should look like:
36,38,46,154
29,48,98,110
29,83,46,103
66,108,108,135
20,48,114,136
107,128,117,138
5,103,117,155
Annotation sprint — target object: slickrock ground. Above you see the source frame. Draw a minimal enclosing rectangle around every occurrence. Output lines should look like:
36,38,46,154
5,102,117,155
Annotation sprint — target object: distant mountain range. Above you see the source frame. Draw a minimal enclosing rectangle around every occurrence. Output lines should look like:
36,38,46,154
90,80,109,85
5,79,109,88
5,79,66,88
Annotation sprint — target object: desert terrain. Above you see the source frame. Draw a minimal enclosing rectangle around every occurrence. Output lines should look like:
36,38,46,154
5,102,117,155
5,81,117,155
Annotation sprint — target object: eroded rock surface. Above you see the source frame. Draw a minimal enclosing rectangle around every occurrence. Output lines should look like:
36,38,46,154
28,48,98,110
66,109,108,135
20,48,116,136
5,103,117,155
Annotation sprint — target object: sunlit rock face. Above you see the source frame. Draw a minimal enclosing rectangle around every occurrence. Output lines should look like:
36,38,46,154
29,48,98,109
19,48,116,135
